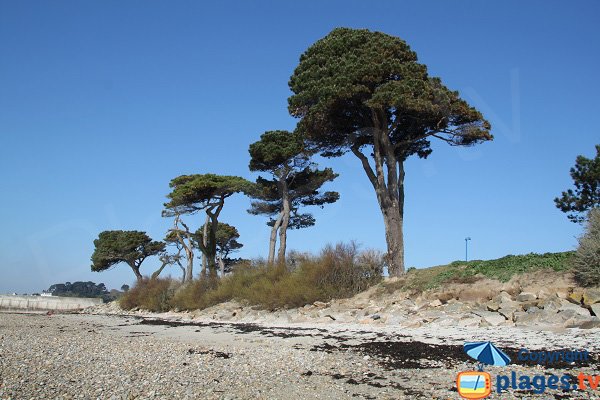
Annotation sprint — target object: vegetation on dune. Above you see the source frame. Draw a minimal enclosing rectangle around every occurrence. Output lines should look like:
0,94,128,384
92,26,597,311
121,242,384,311
382,251,575,293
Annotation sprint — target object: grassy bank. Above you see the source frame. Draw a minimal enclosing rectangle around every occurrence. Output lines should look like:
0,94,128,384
383,251,574,293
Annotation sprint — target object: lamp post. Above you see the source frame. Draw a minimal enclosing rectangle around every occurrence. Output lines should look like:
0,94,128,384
465,237,471,262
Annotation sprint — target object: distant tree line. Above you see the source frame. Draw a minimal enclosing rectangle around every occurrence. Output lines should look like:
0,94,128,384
48,281,108,298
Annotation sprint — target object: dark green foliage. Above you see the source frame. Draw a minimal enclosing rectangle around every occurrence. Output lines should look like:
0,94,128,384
248,130,339,264
90,230,165,281
48,281,108,298
288,27,491,275
194,222,243,273
121,284,130,292
164,174,252,215
120,278,177,312
163,174,252,277
248,130,306,172
288,27,492,159
573,209,600,286
555,145,600,223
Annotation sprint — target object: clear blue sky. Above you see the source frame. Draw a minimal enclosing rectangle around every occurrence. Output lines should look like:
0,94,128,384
1,1,598,293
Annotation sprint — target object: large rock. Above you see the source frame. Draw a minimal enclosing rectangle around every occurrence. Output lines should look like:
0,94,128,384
498,307,519,321
559,300,591,317
567,291,584,305
590,303,600,317
577,317,600,329
538,295,562,312
583,289,600,305
516,292,537,302
473,310,506,326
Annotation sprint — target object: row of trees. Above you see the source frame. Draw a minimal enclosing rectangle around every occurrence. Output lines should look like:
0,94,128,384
91,27,496,284
91,132,339,283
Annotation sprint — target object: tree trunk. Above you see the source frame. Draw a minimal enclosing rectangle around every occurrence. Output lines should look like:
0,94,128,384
151,262,168,280
201,214,209,277
184,246,194,282
351,118,406,276
380,197,405,277
277,179,291,264
218,256,225,277
130,264,143,283
268,212,283,264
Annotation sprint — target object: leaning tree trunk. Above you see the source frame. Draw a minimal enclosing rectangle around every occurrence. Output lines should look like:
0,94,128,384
129,263,143,283
277,179,291,264
184,246,194,282
268,212,283,264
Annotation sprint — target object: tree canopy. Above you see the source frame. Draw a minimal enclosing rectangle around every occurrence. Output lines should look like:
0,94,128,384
164,174,252,278
248,130,339,263
91,230,165,282
555,144,600,223
288,28,492,275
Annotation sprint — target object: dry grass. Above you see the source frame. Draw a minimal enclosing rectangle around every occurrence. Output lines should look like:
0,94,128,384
123,242,385,311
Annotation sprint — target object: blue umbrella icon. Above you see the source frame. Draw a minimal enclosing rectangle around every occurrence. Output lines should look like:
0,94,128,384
464,341,511,367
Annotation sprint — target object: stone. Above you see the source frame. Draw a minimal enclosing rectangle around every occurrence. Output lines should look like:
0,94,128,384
473,310,506,326
498,307,518,321
429,299,443,308
590,303,600,317
577,318,600,329
486,301,500,312
494,291,514,303
567,292,584,305
559,301,591,317
526,306,540,314
313,301,328,308
516,292,537,302
583,289,600,305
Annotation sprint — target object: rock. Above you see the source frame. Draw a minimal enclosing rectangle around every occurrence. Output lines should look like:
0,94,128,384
590,303,600,317
516,292,537,302
498,307,518,321
577,318,600,329
458,315,482,327
583,289,600,305
429,299,443,308
526,306,540,314
371,314,381,320
559,301,591,317
313,301,328,308
567,291,584,305
486,301,500,312
538,295,562,312
472,311,506,326
494,291,514,303
521,301,539,312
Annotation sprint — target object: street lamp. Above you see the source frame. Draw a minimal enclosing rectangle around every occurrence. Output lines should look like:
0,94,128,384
465,237,472,262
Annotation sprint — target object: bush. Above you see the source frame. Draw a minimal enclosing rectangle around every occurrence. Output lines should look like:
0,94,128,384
119,243,384,312
573,208,600,287
120,278,178,312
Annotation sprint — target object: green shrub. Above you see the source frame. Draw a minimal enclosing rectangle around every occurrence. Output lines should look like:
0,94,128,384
120,278,178,312
573,209,600,287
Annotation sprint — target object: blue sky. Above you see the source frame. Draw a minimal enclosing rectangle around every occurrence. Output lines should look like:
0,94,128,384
1,1,598,293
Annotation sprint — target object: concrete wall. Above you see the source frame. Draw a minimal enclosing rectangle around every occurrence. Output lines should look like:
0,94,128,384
0,295,102,311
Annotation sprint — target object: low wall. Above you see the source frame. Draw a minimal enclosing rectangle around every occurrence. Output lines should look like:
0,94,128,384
0,295,103,311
